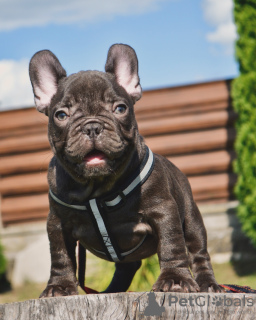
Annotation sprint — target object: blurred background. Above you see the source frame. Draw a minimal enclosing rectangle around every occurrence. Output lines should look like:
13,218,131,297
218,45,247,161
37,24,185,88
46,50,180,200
1,0,256,302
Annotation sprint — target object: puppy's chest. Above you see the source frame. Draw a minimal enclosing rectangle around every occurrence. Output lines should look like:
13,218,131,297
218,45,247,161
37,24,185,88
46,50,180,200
70,204,149,251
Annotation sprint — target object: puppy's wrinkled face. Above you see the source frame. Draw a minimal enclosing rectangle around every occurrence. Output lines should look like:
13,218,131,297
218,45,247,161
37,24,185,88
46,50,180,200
29,44,142,182
49,71,137,179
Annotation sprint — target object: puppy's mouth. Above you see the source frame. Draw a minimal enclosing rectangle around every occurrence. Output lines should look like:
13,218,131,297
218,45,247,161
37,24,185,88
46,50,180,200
83,150,108,166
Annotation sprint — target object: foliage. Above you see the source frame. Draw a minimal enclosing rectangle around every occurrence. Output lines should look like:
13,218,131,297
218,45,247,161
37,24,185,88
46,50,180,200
85,254,159,292
232,0,256,245
0,242,6,275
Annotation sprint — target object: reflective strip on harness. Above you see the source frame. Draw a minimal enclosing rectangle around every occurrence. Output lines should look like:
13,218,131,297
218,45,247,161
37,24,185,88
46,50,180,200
105,149,154,207
89,199,120,262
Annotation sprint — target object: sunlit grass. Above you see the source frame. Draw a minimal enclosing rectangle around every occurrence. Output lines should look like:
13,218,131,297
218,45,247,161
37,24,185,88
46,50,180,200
1,258,256,304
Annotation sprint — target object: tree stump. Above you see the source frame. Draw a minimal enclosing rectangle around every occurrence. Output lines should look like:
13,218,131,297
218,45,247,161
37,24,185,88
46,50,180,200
1,292,256,319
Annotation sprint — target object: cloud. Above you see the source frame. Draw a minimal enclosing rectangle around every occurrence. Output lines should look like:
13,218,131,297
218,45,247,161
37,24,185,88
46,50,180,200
0,0,167,31
202,0,237,54
0,59,34,110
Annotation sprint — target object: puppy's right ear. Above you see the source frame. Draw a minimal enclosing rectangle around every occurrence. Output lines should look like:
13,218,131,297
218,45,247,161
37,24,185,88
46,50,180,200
29,50,66,115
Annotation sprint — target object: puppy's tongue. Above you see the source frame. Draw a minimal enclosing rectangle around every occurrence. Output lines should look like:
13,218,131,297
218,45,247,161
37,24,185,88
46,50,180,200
84,152,106,165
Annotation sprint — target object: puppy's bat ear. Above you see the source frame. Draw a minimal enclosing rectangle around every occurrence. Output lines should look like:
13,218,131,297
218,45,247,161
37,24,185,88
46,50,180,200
105,44,142,102
29,50,66,115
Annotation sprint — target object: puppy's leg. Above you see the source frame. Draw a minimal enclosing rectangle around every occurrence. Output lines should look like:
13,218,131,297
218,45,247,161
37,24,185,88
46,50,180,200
184,202,224,292
40,210,78,298
152,202,199,293
102,261,141,293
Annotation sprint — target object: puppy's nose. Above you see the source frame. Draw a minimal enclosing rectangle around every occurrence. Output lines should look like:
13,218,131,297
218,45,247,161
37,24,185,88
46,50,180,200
82,122,103,138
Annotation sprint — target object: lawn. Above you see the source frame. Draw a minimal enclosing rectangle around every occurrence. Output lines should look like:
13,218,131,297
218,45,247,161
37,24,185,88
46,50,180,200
1,260,256,304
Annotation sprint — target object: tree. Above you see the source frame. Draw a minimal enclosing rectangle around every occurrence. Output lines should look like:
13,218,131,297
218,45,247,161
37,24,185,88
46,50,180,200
232,0,256,245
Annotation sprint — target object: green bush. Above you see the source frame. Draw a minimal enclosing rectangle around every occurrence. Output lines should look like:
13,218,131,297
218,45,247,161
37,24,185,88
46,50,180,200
0,242,6,276
232,0,256,245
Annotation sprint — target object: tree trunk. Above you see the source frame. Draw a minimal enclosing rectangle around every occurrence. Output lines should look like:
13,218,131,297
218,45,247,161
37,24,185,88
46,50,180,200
1,292,256,319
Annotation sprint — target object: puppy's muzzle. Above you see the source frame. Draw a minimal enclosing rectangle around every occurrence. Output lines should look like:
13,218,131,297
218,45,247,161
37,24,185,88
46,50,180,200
82,121,104,139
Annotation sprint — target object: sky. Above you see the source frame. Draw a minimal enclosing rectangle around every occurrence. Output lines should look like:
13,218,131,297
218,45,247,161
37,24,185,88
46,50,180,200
0,0,238,111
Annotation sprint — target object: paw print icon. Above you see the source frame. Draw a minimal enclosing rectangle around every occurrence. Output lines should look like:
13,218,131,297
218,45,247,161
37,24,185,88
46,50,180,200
211,296,223,307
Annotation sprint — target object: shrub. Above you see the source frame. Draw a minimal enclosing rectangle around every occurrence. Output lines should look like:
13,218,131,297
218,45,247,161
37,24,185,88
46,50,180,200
232,0,256,245
0,242,6,276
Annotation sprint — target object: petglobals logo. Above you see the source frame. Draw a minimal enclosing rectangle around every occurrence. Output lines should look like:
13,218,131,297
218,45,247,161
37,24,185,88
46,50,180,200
134,292,254,317
169,294,254,308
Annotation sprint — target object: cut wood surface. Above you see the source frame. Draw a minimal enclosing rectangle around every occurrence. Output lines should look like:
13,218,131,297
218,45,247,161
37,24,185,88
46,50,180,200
0,292,255,320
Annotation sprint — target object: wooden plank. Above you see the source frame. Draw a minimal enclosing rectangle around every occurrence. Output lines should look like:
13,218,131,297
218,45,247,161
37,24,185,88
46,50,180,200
0,127,236,158
0,150,52,175
0,172,48,195
135,100,229,121
146,127,236,156
0,107,47,132
138,110,236,136
0,148,234,178
0,133,50,155
136,80,231,113
2,209,48,225
0,152,236,196
0,81,230,131
0,125,47,139
169,150,236,175
1,173,235,215
189,173,236,198
195,190,230,202
1,193,49,214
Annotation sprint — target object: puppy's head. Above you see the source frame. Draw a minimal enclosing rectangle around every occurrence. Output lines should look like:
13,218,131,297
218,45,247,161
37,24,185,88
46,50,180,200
29,44,142,182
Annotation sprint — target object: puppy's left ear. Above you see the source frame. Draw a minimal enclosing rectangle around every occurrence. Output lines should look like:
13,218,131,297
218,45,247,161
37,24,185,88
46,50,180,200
29,50,67,115
105,44,142,102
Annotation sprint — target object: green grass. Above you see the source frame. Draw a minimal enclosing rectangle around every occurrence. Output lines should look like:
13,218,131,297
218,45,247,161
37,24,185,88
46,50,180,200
1,260,256,304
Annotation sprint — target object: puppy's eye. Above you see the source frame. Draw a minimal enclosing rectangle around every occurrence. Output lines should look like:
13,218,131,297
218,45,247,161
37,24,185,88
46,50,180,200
55,111,68,121
114,104,127,115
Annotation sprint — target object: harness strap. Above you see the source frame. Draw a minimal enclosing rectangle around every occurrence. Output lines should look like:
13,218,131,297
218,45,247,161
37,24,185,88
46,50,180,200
49,147,154,262
78,243,99,294
89,199,122,262
49,147,155,292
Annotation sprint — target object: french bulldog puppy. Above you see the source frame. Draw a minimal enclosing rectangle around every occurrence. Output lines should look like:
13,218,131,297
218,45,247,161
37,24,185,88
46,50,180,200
29,44,222,297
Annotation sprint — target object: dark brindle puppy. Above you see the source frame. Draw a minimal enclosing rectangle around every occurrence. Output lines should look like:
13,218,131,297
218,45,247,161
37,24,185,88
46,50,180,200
29,44,222,297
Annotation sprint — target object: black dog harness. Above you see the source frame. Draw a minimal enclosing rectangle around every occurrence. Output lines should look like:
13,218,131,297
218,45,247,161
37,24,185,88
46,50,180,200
49,147,155,262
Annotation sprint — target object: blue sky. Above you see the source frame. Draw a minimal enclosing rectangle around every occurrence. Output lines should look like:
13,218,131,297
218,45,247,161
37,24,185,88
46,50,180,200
0,0,238,110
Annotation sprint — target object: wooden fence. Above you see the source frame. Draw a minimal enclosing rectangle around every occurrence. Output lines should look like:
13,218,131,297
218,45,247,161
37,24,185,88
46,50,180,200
0,79,236,226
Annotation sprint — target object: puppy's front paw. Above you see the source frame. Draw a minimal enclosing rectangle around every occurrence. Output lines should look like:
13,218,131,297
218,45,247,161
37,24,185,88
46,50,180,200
152,270,199,293
195,275,225,293
40,284,78,298
199,282,225,293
